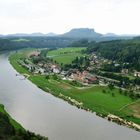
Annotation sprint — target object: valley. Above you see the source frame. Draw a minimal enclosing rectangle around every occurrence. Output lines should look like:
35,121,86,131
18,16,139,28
9,44,140,131
1,0,140,139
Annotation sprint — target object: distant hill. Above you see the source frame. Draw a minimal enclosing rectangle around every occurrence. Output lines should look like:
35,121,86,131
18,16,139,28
30,32,45,36
6,33,29,37
0,37,75,51
6,32,45,37
103,33,118,37
46,32,58,36
133,36,140,40
1,32,58,37
0,28,138,41
61,28,102,39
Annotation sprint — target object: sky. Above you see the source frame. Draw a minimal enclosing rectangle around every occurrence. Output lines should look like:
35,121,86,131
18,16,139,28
0,0,140,35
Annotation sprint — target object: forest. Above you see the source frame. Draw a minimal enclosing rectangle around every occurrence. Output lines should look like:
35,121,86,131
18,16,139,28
0,37,75,51
86,38,140,71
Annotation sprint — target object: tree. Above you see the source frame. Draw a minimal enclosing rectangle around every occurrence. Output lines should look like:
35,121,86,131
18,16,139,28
108,83,114,90
46,75,50,79
53,74,59,80
124,90,128,96
119,88,122,94
112,92,115,97
102,89,106,94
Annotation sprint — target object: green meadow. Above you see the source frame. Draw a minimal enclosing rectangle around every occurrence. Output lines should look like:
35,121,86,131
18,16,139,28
47,47,86,64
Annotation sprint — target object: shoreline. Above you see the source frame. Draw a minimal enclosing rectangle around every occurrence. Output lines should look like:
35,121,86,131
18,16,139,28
0,104,48,139
9,53,140,132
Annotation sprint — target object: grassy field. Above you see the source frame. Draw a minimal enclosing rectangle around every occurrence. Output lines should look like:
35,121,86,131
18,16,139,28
12,38,30,42
120,100,140,124
29,75,133,116
9,49,35,74
9,49,140,125
47,47,86,64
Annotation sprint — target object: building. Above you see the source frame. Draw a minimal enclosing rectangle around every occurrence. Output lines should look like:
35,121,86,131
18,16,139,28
134,72,140,77
85,76,98,84
121,69,129,74
51,65,60,74
53,68,60,74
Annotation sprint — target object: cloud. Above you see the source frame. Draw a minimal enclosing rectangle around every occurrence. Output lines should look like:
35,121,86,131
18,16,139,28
0,0,140,34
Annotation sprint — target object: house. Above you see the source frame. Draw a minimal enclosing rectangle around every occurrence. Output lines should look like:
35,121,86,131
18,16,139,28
97,76,119,85
61,71,68,76
69,70,98,84
53,68,60,74
28,51,40,57
50,65,60,74
114,63,120,67
121,69,129,74
134,72,140,77
85,76,98,84
21,63,32,71
39,68,45,74
33,68,45,74
69,71,87,82
38,62,44,67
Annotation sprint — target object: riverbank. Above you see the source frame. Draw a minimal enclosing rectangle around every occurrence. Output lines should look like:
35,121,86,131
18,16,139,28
0,104,48,140
9,51,140,132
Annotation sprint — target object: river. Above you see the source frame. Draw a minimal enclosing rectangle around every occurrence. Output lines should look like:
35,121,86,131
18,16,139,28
0,53,140,140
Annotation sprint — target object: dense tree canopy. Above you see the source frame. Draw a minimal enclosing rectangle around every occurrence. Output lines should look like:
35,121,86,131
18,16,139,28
0,37,75,51
86,39,140,70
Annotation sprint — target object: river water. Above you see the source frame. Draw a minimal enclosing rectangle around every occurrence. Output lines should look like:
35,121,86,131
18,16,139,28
0,53,140,140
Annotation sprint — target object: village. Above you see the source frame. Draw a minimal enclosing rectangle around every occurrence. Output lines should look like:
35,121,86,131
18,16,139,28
17,49,140,93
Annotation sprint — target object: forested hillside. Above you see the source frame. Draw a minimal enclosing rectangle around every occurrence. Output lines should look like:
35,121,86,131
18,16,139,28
0,28,134,52
0,37,75,51
86,39,140,70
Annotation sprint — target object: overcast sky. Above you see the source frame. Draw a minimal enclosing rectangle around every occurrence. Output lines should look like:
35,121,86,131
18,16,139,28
0,0,140,35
